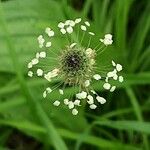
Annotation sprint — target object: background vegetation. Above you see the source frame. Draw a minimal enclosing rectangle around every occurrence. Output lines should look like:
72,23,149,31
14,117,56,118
0,0,150,149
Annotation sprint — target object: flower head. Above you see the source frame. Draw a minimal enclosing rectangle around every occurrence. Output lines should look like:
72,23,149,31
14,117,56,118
27,18,123,115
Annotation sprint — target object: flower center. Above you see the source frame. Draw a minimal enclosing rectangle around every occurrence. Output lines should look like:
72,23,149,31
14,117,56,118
66,52,83,72
60,46,94,85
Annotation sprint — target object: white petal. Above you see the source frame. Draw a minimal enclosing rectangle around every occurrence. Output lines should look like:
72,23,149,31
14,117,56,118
39,51,46,58
59,89,64,95
75,18,81,24
119,76,124,82
66,26,73,34
68,101,74,109
116,64,122,72
81,25,87,31
28,71,33,77
93,74,101,80
96,96,106,104
58,22,65,28
64,99,69,105
103,83,111,90
110,86,116,92
72,109,78,115
46,42,52,47
37,69,43,76
84,80,90,87
85,21,90,26
53,100,60,106
90,104,97,109
60,28,66,34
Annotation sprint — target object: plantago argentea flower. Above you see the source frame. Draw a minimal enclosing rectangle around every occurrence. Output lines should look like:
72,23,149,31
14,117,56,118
27,18,124,115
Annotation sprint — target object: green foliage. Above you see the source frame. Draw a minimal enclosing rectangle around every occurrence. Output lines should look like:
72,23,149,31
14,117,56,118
0,0,150,149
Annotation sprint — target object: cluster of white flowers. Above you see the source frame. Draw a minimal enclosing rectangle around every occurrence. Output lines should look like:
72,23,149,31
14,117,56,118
102,60,123,92
27,17,124,116
27,51,46,77
58,18,81,34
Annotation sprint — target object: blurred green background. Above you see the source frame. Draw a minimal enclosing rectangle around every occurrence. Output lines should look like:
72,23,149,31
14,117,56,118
0,0,150,150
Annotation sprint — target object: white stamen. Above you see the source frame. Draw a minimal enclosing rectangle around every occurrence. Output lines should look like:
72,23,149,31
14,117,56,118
46,87,52,93
64,99,69,105
84,80,90,87
66,26,73,34
53,100,60,106
96,96,106,104
103,83,111,90
28,62,32,69
58,22,65,28
31,58,39,65
119,76,124,82
36,52,40,59
113,74,118,80
39,51,46,58
43,91,47,98
112,60,116,66
70,43,77,48
69,20,75,26
28,71,33,77
86,48,93,56
88,32,95,36
90,90,96,94
75,18,81,24
81,25,87,31
59,89,64,95
93,74,101,80
46,42,52,47
90,104,97,109
72,109,78,115
116,64,122,72
110,86,116,92
76,91,87,99
68,101,74,109
87,95,94,104
60,28,66,34
74,100,81,106
48,30,55,37
37,69,43,76
85,21,90,26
